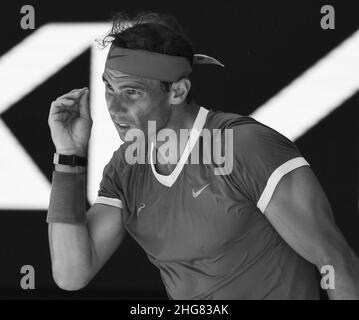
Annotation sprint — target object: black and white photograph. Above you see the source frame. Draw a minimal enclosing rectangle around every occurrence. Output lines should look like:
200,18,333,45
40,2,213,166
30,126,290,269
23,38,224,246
0,0,359,306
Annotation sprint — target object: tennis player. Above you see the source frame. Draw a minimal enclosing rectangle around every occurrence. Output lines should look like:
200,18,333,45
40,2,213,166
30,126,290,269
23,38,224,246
47,12,359,299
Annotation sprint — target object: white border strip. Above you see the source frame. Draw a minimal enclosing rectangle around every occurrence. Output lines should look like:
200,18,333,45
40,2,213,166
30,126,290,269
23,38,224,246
252,30,359,141
150,107,209,187
250,29,359,141
0,119,51,209
94,196,123,209
257,157,309,213
0,23,110,114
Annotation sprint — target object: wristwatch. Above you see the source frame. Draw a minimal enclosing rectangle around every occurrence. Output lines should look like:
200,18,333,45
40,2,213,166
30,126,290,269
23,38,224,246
53,153,88,167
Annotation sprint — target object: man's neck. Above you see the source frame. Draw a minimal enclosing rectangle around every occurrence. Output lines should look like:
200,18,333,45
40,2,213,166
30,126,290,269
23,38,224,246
154,100,200,175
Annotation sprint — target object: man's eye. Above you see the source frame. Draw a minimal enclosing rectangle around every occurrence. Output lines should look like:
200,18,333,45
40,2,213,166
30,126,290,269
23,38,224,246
126,89,141,96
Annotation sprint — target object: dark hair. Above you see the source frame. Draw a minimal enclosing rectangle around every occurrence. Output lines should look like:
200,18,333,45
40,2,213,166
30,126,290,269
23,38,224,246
100,11,194,102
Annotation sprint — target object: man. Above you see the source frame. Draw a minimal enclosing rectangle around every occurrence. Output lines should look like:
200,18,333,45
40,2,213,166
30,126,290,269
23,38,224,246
47,11,359,299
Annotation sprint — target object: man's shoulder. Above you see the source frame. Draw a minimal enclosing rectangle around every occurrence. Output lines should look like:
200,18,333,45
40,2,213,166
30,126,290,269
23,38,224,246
205,109,297,151
205,109,273,136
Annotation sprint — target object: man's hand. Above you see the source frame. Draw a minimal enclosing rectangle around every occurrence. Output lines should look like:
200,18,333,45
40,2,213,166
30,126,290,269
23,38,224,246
48,88,92,157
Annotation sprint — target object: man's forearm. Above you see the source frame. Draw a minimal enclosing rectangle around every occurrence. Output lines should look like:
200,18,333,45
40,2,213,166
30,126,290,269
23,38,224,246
54,163,87,174
48,165,96,290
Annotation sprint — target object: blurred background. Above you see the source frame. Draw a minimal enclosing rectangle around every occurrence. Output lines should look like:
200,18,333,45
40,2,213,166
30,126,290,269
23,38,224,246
0,0,358,299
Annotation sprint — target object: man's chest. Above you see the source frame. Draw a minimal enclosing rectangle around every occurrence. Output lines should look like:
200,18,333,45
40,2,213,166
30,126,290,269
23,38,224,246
121,164,261,261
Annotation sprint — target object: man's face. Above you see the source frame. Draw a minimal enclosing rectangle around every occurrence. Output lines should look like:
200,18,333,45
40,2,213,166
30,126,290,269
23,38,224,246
102,67,172,142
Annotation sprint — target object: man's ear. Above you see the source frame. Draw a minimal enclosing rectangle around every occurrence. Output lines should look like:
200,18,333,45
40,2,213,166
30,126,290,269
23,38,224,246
168,78,191,105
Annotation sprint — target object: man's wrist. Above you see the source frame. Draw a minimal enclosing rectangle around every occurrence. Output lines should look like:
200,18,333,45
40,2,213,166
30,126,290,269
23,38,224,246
54,164,86,173
55,147,87,157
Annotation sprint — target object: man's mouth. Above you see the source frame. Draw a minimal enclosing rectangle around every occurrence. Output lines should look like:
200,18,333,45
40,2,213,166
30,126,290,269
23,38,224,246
115,122,131,130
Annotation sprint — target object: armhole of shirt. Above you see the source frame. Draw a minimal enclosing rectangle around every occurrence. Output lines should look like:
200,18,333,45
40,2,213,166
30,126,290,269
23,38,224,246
256,157,309,213
94,196,123,209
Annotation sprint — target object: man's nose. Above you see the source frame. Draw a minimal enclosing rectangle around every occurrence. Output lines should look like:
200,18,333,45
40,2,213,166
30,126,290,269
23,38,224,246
108,95,128,116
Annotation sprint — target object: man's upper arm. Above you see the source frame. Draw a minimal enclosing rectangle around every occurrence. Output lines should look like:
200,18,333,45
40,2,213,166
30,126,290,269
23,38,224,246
264,165,350,268
229,120,351,267
86,203,126,273
88,147,128,271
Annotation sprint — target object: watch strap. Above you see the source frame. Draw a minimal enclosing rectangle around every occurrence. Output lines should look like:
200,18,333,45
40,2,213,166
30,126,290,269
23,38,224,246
53,153,87,167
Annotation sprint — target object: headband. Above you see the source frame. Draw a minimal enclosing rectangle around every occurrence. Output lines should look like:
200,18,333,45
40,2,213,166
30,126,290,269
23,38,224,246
105,45,224,82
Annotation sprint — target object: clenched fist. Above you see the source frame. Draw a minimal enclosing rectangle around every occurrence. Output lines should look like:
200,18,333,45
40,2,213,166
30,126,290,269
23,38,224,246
48,88,92,157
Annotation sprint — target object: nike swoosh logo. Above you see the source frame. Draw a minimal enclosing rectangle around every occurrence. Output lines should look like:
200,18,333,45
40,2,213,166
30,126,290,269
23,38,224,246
137,203,146,215
192,184,210,198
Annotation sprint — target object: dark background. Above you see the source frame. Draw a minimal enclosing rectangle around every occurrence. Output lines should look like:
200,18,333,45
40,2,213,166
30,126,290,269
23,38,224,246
0,0,358,299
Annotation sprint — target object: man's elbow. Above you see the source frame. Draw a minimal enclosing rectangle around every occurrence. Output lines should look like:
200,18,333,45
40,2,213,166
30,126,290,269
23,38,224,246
52,268,93,291
315,242,359,275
